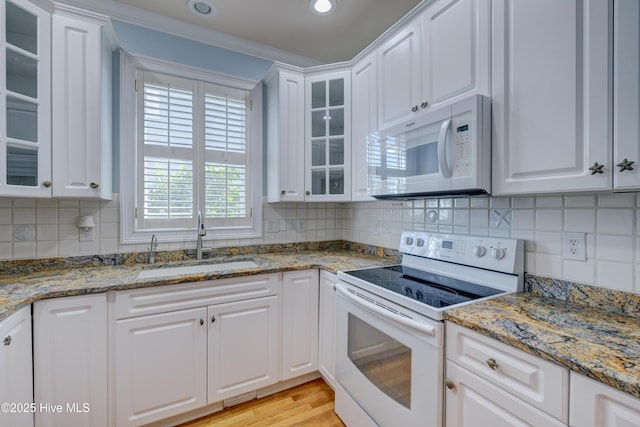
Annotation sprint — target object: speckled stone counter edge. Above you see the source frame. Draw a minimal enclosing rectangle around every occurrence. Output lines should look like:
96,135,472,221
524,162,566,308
526,273,640,318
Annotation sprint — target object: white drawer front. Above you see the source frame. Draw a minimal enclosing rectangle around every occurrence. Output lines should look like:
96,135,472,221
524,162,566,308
445,321,569,423
570,372,640,427
115,273,281,319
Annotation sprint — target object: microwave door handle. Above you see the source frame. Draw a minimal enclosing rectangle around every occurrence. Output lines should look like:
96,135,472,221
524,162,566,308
437,118,453,178
336,285,436,337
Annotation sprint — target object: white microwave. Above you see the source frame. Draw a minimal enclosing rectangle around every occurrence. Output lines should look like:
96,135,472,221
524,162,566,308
367,94,491,199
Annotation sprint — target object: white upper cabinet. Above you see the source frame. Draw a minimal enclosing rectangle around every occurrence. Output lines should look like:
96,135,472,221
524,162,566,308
351,51,377,201
305,70,351,201
265,65,305,202
613,0,640,191
491,0,611,195
377,18,422,129
420,0,490,110
51,6,114,199
377,0,490,130
0,0,51,197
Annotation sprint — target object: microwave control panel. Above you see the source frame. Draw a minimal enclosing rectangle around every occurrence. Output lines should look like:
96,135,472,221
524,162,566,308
452,114,473,177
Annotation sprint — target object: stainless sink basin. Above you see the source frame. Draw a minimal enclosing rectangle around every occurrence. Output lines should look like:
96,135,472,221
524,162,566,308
137,260,258,280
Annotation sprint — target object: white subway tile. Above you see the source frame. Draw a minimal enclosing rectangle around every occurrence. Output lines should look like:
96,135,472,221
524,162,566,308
564,209,595,233
597,209,634,235
564,195,596,208
533,253,562,278
563,259,595,284
534,231,562,255
511,197,534,209
511,209,534,230
536,196,563,208
596,235,634,263
596,260,633,291
535,209,562,231
598,194,636,208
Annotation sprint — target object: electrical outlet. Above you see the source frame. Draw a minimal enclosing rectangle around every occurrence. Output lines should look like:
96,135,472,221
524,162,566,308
562,232,586,261
79,228,95,242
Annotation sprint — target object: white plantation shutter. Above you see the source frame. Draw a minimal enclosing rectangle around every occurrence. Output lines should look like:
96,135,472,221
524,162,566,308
135,70,253,232
203,83,251,226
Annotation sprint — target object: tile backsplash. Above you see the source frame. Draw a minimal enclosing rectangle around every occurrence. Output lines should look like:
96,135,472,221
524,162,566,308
1,193,639,294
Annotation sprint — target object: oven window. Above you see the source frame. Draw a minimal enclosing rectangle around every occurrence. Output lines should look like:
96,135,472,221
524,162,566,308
347,313,412,409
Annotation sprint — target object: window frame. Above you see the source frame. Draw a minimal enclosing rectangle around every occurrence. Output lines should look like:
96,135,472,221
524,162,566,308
120,52,263,244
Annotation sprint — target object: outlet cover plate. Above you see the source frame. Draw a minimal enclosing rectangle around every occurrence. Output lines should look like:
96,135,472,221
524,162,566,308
562,232,586,261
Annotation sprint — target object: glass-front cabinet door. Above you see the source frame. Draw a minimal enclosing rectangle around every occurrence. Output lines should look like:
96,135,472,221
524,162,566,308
305,70,351,201
1,0,51,197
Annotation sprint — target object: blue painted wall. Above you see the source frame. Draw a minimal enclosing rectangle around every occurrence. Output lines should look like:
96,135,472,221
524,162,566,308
110,20,274,192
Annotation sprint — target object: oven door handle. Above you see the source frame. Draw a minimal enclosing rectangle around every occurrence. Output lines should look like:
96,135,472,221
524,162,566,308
336,285,437,337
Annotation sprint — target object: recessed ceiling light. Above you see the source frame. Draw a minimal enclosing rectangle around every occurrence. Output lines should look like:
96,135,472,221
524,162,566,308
187,0,216,17
309,0,336,15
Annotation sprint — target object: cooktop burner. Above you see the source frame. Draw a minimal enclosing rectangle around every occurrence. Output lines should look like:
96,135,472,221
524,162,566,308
342,265,504,309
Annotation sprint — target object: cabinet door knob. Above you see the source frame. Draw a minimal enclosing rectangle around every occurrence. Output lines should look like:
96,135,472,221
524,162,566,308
200,318,204,326
445,378,455,390
281,190,286,195
588,162,605,175
421,101,429,109
616,158,635,172
486,358,499,370
3,335,11,346
42,180,51,188
306,190,311,195
90,182,99,189
411,105,419,113
211,315,216,324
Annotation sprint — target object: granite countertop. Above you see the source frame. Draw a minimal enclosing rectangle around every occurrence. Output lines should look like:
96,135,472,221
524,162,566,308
0,249,397,322
445,292,640,399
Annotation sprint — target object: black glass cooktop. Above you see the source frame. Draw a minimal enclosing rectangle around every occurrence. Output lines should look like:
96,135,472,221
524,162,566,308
343,265,504,309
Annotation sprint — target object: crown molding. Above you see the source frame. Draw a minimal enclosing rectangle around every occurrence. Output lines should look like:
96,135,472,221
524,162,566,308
54,0,323,68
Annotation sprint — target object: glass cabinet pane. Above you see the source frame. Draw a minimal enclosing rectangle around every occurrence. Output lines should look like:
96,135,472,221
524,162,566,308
6,1,38,54
311,111,326,137
329,169,344,194
311,81,325,109
329,139,344,165
312,170,326,195
312,140,326,166
7,145,37,186
6,49,37,98
7,96,38,142
328,108,344,136
328,79,344,106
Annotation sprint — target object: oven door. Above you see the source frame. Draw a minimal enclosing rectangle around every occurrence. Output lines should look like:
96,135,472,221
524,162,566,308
335,282,443,427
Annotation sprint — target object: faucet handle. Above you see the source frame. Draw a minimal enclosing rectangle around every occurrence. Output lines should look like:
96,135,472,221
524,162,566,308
198,211,207,236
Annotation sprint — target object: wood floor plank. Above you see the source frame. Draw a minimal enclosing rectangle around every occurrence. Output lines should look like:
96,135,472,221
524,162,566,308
177,379,345,427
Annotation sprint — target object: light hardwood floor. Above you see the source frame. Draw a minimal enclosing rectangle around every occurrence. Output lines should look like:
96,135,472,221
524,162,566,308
177,379,346,427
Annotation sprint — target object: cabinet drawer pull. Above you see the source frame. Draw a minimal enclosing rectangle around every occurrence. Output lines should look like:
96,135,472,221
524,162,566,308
421,101,429,109
588,162,605,175
42,180,51,188
445,378,455,390
616,158,635,172
199,318,204,326
281,190,286,195
3,335,11,346
411,105,419,113
305,190,311,195
486,358,499,370
90,182,99,189
211,315,216,324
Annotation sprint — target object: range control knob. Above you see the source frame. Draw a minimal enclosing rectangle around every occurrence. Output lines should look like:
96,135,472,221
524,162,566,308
491,247,506,260
416,238,425,247
473,244,486,257
405,237,414,246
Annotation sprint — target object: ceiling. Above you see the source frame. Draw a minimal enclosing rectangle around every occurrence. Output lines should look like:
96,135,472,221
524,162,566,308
109,0,424,64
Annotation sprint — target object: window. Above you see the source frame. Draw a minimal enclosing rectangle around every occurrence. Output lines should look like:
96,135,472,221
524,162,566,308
120,55,262,243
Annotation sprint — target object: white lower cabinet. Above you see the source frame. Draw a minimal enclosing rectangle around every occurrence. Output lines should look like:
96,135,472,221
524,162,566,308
445,322,569,427
318,270,337,387
0,306,33,427
208,296,280,403
33,294,107,427
281,270,319,381
570,372,640,427
114,307,208,426
113,273,282,426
